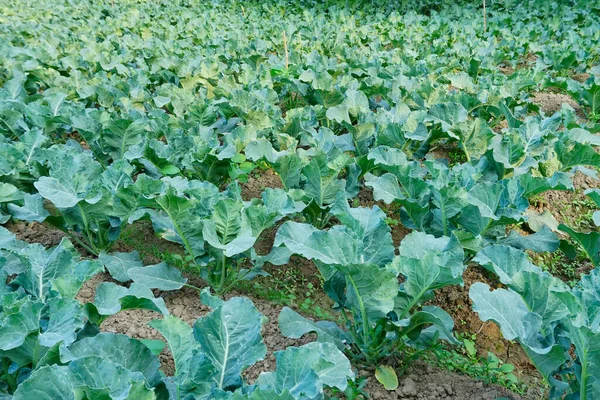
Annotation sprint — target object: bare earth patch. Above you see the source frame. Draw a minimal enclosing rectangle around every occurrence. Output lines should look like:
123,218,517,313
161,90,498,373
530,91,581,115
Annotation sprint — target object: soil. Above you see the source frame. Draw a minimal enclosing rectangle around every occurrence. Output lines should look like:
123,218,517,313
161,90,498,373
430,268,535,379
493,120,509,133
497,64,515,76
530,91,581,116
7,221,68,248
361,362,526,400
571,73,591,83
242,168,283,200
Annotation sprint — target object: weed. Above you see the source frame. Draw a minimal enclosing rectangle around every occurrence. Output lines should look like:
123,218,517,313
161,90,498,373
424,337,530,395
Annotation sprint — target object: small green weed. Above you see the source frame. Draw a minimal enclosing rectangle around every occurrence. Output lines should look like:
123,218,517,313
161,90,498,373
424,337,529,395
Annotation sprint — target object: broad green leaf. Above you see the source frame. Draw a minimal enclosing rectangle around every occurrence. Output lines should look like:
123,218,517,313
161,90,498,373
498,226,560,253
7,193,49,222
65,333,162,386
278,307,349,350
274,222,358,266
13,365,74,400
556,142,600,171
149,315,199,375
38,298,84,347
469,283,551,353
127,262,187,290
255,342,353,397
0,300,43,350
87,282,169,319
34,176,81,208
559,224,600,268
99,251,144,282
68,356,156,399
364,173,404,204
193,297,266,390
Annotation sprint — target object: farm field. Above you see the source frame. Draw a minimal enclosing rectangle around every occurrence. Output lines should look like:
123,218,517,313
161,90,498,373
1,0,600,399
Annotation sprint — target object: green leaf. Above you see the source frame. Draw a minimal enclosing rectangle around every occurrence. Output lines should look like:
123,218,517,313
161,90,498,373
14,240,79,302
7,193,49,222
70,356,156,399
149,315,199,376
127,262,187,290
193,297,266,390
38,298,84,347
278,307,349,350
338,263,399,323
498,226,560,253
0,183,21,203
556,142,600,171
364,173,404,204
274,222,358,266
0,300,43,350
525,210,559,232
469,283,551,353
13,365,74,400
65,333,162,386
255,342,353,397
449,118,495,161
34,176,81,208
140,339,166,356
558,224,600,268
427,102,468,132
99,251,144,282
87,282,169,319
102,118,146,160
375,365,398,390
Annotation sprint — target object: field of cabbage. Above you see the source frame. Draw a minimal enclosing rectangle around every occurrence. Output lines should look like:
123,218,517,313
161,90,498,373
1,0,599,399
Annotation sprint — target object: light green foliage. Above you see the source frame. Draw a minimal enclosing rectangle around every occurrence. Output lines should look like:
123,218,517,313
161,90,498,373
1,0,600,397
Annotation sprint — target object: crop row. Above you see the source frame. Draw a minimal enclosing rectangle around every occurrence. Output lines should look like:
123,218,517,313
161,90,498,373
1,0,600,399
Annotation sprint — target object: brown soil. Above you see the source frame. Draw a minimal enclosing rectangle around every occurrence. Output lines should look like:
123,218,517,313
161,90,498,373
241,168,283,200
498,53,537,75
430,268,535,380
492,120,508,133
7,221,68,248
530,91,581,116
426,142,460,164
498,65,515,76
361,362,527,400
571,73,591,83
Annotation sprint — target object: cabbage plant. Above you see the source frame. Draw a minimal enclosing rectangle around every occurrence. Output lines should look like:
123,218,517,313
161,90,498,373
11,290,354,400
130,177,300,294
272,200,464,367
470,245,600,399
0,227,173,395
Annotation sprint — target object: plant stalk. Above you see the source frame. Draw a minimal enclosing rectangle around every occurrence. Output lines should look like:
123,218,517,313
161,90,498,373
483,0,487,32
282,30,289,71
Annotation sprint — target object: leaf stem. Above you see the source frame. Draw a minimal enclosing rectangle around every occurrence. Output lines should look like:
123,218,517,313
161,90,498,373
183,283,202,291
217,252,227,294
77,203,98,254
347,275,369,345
